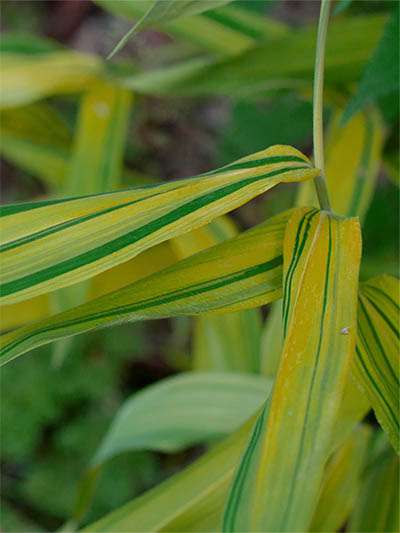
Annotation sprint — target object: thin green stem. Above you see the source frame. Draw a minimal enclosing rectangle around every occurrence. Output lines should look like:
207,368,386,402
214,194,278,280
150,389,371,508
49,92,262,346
313,0,332,212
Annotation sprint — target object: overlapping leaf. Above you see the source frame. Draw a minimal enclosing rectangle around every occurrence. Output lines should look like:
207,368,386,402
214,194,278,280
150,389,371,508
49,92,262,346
310,425,370,532
122,14,386,96
356,275,399,452
107,0,233,58
0,145,317,304
93,372,272,465
223,208,362,532
348,432,399,532
0,208,292,365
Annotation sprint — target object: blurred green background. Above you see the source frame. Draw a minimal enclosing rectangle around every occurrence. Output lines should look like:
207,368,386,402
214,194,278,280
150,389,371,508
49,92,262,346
1,0,398,531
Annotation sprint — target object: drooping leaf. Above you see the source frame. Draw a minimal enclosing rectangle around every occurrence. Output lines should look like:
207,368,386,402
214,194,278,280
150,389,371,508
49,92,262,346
223,208,362,531
310,425,370,532
0,145,317,304
93,372,272,465
121,14,386,96
0,51,103,109
0,208,292,365
355,274,400,452
107,0,233,59
348,432,400,532
342,5,399,123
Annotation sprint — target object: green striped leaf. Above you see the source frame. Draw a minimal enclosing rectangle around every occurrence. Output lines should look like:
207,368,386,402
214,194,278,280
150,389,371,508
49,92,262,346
0,145,317,304
223,208,362,532
310,425,370,532
0,208,293,365
0,51,103,109
348,432,400,532
356,275,399,452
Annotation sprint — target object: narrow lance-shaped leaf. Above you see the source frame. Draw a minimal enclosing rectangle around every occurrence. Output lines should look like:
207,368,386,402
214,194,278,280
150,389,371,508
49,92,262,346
0,145,317,304
223,208,362,532
355,274,399,452
0,208,292,365
107,0,233,59
121,14,385,96
92,372,272,465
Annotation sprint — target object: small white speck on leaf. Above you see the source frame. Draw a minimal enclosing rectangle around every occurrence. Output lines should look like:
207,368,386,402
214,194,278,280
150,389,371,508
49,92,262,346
94,102,110,118
340,327,350,335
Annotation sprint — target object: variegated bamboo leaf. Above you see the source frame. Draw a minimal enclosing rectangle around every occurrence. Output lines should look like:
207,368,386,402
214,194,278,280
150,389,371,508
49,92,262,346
0,208,292,365
310,425,370,532
355,274,399,452
223,208,362,532
296,106,384,221
0,145,317,304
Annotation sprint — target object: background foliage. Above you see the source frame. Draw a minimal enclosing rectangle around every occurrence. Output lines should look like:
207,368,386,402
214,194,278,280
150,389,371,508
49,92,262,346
0,0,398,531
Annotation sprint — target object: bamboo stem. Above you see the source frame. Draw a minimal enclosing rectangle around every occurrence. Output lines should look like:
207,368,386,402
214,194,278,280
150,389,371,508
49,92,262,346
313,0,332,211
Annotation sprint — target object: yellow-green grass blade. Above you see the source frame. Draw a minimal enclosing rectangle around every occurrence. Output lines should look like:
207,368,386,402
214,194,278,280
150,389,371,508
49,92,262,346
192,309,262,374
65,82,133,195
174,215,263,374
296,106,384,220
223,208,362,532
0,145,317,304
310,425,371,532
356,275,400,452
348,432,400,532
0,51,103,109
84,417,256,532
0,209,292,365
0,102,71,188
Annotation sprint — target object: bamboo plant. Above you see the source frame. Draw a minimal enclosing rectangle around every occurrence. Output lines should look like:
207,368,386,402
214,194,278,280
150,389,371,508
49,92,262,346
0,0,398,531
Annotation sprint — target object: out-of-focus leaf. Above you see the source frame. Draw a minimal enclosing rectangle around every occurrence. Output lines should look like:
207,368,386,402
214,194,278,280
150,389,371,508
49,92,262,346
297,106,384,221
342,6,399,122
0,102,71,188
223,208,362,531
97,1,286,55
0,51,103,109
356,275,399,452
122,14,386,95
193,309,262,373
84,418,255,532
65,82,133,195
0,145,317,304
334,0,353,16
310,425,370,532
0,208,292,365
260,298,282,377
348,433,400,532
107,0,233,59
93,372,272,464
